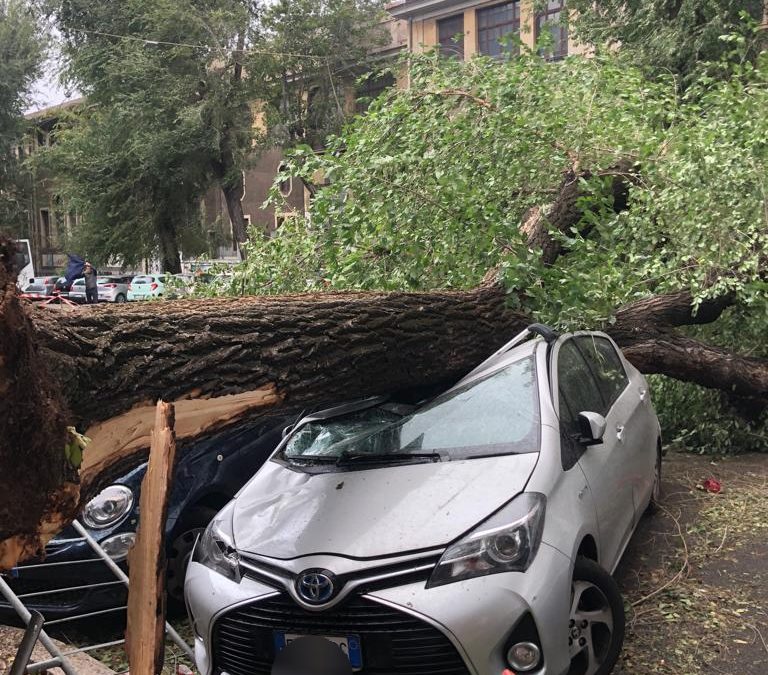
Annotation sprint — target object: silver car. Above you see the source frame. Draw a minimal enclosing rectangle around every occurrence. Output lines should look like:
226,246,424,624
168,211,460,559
184,325,662,675
69,276,131,303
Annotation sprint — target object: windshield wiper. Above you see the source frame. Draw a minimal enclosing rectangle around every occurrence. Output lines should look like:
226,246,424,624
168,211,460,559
336,451,442,465
284,454,338,464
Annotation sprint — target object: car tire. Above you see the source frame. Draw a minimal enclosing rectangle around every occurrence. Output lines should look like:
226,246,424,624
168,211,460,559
568,557,625,675
166,506,217,614
115,294,126,303
646,442,663,515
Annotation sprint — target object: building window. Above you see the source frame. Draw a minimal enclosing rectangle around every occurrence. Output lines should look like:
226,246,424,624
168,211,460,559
437,14,464,59
477,2,520,58
277,163,293,197
356,72,396,114
535,0,568,60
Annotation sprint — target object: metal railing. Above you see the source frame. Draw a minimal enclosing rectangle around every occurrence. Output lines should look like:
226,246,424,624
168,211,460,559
1,518,194,674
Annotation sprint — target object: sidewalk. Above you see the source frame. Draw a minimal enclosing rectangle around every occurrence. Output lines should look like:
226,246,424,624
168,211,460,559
0,625,114,675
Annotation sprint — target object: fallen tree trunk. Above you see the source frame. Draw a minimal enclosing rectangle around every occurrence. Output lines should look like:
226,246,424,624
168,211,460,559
2,161,766,569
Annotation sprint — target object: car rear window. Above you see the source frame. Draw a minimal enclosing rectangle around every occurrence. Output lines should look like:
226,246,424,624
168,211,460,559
24,285,46,292
132,276,153,283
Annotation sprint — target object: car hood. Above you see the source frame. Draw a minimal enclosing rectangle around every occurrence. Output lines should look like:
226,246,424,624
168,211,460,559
231,453,539,559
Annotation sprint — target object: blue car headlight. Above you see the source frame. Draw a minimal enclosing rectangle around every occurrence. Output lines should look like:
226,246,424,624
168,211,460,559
427,493,546,588
192,517,241,583
82,485,134,529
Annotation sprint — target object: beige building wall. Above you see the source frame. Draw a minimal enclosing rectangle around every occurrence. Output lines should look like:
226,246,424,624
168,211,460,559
405,1,576,57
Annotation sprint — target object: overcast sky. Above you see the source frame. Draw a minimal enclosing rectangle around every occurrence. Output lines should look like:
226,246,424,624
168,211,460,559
26,44,81,114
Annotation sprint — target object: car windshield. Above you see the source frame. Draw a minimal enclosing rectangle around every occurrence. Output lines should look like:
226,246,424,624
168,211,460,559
284,356,539,464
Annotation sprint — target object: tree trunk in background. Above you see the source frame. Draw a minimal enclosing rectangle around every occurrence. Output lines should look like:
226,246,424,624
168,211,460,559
217,29,249,256
157,215,181,273
222,178,247,249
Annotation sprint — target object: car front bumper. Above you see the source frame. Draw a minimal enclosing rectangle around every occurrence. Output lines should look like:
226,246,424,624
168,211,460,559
185,542,573,675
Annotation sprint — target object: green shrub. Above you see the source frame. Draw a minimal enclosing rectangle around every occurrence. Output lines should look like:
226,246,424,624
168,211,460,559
650,376,767,455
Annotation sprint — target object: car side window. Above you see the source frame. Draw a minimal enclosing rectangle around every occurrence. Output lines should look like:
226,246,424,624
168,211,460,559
575,337,629,411
557,340,605,470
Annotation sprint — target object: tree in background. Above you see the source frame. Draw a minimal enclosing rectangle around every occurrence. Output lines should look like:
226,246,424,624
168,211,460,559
43,0,386,270
569,0,766,84
0,0,46,235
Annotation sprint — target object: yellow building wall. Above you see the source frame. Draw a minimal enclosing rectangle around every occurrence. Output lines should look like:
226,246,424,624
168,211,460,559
406,1,580,58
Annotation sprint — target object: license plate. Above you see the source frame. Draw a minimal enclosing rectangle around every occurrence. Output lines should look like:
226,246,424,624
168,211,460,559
274,632,363,670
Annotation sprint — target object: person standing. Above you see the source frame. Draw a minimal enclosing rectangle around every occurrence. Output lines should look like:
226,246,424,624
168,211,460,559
83,261,98,304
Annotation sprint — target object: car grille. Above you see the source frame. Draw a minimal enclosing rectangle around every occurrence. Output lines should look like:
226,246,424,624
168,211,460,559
213,594,471,675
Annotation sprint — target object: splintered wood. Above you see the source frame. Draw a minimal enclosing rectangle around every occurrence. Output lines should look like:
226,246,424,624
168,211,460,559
126,401,177,675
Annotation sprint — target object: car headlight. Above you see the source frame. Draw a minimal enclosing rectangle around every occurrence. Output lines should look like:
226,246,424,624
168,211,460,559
82,485,134,529
192,518,241,583
427,493,546,588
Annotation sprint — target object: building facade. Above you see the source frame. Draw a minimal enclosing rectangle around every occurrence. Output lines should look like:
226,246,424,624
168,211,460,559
389,0,578,60
16,99,84,276
20,1,577,274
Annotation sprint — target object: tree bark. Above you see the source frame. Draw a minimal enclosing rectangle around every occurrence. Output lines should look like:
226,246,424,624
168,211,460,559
0,240,80,569
157,215,181,274
222,178,247,248
215,29,249,255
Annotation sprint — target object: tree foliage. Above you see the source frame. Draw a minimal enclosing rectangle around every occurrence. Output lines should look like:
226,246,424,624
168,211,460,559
42,0,386,270
231,47,768,451
0,0,46,234
568,0,766,84
238,49,767,310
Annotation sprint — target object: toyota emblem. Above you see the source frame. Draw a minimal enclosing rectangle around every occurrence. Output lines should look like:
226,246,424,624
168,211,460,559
296,570,336,604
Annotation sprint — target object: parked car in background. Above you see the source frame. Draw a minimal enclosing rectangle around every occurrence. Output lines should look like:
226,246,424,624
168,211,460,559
0,413,291,620
20,276,57,300
54,276,74,297
97,275,132,303
69,276,132,303
165,273,195,299
68,278,87,302
128,274,166,300
186,325,662,675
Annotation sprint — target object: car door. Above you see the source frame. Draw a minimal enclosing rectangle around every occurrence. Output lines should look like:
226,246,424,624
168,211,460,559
553,337,635,571
577,335,657,518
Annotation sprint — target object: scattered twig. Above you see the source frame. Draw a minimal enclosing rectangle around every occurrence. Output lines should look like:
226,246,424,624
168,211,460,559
631,505,689,608
746,623,768,654
712,526,728,555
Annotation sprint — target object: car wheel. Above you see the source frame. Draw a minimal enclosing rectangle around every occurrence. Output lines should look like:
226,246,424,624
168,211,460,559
166,506,217,613
646,443,663,515
115,294,126,303
567,557,625,675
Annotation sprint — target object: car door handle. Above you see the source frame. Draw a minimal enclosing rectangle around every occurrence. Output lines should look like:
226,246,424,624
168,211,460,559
639,388,647,402
616,425,625,443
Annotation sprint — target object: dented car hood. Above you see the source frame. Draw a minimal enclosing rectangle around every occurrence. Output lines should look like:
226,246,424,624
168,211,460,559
231,453,539,559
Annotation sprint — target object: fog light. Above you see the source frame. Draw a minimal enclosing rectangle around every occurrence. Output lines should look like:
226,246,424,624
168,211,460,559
506,641,541,672
101,532,136,561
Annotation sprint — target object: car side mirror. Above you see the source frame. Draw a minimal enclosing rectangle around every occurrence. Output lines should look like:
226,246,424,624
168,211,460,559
577,411,606,446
